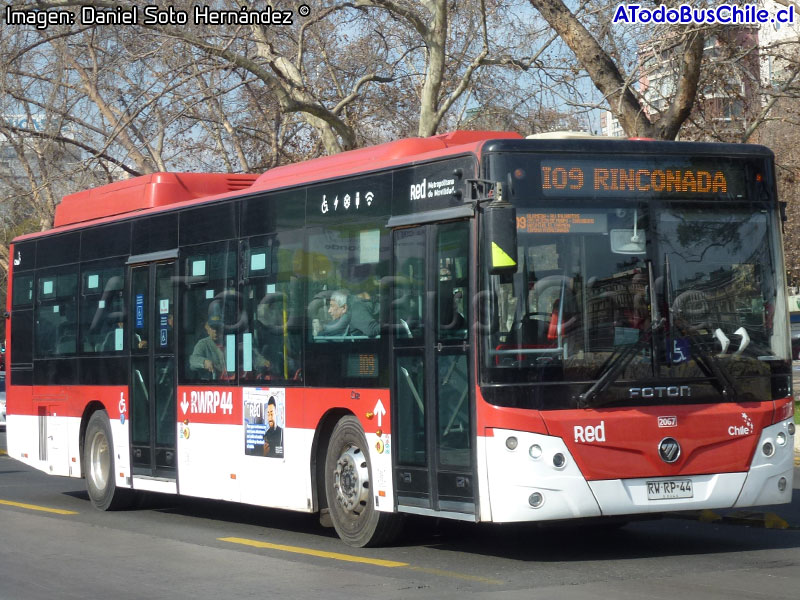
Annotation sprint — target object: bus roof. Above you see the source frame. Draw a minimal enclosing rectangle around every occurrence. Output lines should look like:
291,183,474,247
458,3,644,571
53,172,258,228
248,130,521,193
21,131,774,241
40,130,521,235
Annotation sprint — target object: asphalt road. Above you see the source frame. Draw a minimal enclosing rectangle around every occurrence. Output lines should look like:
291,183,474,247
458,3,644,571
2,430,800,600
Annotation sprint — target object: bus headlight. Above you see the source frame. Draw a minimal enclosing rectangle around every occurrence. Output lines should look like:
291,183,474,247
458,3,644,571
529,444,542,459
505,436,518,451
776,432,786,446
552,452,566,469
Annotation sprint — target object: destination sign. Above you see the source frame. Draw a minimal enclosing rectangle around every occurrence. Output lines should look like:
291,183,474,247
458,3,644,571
516,212,607,233
538,158,746,198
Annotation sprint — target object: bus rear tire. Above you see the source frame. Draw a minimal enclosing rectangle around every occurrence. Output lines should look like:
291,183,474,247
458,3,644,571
324,415,402,547
84,410,132,511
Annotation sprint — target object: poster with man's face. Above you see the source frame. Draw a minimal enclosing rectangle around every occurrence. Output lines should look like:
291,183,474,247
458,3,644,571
244,388,285,458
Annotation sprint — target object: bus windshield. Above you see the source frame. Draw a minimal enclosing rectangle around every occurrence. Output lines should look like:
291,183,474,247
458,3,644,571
481,167,790,410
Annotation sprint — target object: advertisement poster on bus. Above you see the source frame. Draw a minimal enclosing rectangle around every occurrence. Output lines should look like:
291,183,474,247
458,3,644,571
244,387,285,459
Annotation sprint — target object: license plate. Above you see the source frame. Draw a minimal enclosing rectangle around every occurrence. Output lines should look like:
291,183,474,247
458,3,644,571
646,479,693,500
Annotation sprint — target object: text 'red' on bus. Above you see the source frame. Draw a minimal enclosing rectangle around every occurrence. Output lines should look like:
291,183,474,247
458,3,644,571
5,131,795,547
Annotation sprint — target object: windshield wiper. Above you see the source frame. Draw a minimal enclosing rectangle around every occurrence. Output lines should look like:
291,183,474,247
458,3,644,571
578,260,663,409
577,255,741,408
577,317,665,408
662,253,739,401
673,322,739,402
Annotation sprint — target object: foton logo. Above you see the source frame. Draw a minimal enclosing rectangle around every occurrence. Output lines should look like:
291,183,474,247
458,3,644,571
658,416,678,428
629,386,691,399
574,421,606,443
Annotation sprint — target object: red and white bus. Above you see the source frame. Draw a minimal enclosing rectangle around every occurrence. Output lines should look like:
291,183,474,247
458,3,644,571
5,131,795,546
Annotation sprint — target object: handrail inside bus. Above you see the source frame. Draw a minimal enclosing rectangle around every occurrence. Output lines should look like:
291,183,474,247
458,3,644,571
400,367,425,414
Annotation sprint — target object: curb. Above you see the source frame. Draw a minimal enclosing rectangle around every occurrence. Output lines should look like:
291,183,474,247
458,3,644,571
678,509,796,530
676,432,799,529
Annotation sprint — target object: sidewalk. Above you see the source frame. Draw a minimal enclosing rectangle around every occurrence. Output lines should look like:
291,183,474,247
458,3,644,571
795,429,800,465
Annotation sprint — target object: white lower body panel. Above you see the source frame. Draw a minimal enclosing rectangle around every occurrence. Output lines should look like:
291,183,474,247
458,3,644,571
734,418,795,507
132,477,176,494
178,422,314,511
589,473,747,515
6,414,82,479
591,419,795,514
486,429,602,522
485,418,795,523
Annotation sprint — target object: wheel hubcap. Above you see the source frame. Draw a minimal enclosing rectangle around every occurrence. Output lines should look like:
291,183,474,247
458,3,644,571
89,430,110,491
333,444,369,514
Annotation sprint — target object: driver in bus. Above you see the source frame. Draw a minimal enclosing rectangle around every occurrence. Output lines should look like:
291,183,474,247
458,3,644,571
189,312,227,379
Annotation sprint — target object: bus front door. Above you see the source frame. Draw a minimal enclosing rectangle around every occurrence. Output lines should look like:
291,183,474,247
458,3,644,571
391,221,475,517
129,260,177,480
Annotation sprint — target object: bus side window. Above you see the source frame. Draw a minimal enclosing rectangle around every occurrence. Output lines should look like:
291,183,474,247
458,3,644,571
35,270,78,358
179,242,238,384
80,264,125,353
12,273,34,308
10,273,34,367
240,233,304,382
242,289,296,380
307,225,385,342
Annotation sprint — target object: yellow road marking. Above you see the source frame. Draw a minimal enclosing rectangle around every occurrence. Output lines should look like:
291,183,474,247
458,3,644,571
0,499,78,515
219,537,408,568
219,536,503,584
0,450,7,456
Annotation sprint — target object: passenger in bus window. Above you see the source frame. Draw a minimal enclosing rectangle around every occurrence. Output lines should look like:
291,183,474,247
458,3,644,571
136,329,148,350
317,290,379,338
253,300,284,377
347,292,380,337
327,291,351,334
189,313,227,379
100,309,147,352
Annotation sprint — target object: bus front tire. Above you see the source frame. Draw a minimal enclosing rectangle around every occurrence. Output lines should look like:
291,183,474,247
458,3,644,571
84,410,132,511
324,415,401,547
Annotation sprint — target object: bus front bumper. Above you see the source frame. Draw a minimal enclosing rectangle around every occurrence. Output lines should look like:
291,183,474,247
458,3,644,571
485,419,794,523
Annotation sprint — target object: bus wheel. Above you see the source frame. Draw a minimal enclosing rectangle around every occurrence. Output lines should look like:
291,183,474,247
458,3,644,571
84,411,131,511
324,416,401,547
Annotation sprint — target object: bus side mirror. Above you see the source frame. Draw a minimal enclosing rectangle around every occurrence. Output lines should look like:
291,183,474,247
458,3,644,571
484,194,518,276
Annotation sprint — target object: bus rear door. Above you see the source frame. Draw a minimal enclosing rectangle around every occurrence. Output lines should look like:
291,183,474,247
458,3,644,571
128,257,177,483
